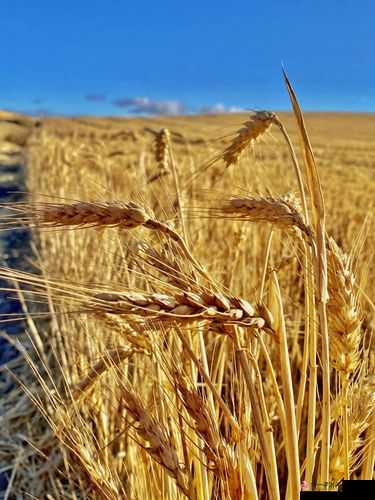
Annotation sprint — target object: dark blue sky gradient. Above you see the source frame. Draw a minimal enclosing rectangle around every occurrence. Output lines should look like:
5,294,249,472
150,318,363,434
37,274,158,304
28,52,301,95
0,0,374,115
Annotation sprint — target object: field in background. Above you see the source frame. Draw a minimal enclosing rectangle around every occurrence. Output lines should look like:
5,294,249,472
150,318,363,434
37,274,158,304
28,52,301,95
1,109,374,498
35,111,375,283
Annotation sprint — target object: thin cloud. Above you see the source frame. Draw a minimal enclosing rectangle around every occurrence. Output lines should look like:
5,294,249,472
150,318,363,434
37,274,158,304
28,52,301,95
112,96,185,115
199,103,244,114
85,94,107,102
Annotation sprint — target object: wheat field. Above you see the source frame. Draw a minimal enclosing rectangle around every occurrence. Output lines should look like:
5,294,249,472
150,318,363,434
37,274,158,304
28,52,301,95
0,80,374,499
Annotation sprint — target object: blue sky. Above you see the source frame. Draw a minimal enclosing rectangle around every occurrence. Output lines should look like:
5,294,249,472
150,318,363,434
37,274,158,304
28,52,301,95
0,0,374,115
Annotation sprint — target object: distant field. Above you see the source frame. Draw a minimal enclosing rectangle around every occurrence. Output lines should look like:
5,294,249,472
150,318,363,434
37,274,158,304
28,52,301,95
42,111,375,142
1,109,374,498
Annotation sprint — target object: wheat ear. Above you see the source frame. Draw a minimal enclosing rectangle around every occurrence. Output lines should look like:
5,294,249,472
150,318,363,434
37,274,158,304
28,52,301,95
330,378,375,482
148,128,171,183
327,238,362,380
1,201,150,229
187,111,275,184
195,194,311,237
92,289,266,334
327,237,364,479
221,111,275,167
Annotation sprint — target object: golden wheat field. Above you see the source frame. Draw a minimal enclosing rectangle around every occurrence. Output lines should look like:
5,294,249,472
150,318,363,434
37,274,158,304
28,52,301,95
0,83,374,499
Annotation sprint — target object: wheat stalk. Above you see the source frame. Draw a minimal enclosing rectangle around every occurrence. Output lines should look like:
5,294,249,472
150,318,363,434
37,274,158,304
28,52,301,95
68,347,143,401
284,70,331,483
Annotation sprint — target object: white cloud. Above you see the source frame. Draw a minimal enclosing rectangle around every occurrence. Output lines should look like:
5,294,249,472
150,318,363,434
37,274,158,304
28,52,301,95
199,103,244,114
112,97,185,115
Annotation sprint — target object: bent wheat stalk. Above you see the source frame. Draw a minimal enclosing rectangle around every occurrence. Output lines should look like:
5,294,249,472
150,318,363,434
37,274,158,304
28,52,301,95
0,265,271,336
92,290,266,334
